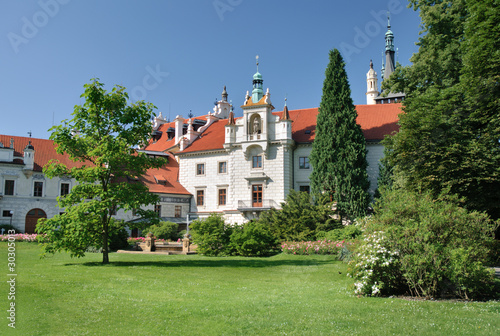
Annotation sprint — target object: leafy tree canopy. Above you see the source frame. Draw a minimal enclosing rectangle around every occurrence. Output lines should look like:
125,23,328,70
37,79,166,263
382,0,500,220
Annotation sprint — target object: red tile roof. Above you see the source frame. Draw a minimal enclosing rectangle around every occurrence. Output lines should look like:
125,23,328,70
174,103,402,154
0,135,88,172
179,119,227,154
144,116,209,152
144,121,177,152
0,134,191,195
139,152,190,195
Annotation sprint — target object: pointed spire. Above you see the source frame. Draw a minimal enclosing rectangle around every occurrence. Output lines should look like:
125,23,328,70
221,85,228,101
281,97,291,121
227,110,236,125
252,55,264,103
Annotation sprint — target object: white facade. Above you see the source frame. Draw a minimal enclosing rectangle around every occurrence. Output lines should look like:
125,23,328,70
0,136,192,233
0,139,77,232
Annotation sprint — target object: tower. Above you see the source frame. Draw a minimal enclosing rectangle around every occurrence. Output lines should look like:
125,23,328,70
251,55,264,103
366,60,379,105
23,141,35,171
383,13,395,81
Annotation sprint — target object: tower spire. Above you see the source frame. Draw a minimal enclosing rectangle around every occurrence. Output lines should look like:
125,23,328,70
221,85,228,101
251,55,264,103
383,12,395,81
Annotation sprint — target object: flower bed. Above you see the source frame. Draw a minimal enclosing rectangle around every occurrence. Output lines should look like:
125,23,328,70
0,233,45,242
281,240,352,255
127,237,168,245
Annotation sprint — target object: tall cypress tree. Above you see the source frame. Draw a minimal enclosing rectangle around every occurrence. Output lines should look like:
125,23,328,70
310,49,370,220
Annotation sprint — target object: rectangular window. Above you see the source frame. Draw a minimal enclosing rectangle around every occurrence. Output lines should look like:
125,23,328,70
299,157,310,169
60,183,70,196
218,189,227,206
252,184,263,207
299,185,310,193
4,180,14,195
196,163,205,175
2,210,13,217
218,161,227,174
154,204,161,216
34,181,43,197
196,190,204,206
175,206,182,218
252,155,262,168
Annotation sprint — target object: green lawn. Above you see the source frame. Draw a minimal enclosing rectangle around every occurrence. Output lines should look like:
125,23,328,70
1,243,498,336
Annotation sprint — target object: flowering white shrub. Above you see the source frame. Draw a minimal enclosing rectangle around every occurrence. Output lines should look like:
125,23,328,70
347,231,400,296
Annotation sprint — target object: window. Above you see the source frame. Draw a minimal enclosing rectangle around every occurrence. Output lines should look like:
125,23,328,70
252,155,262,168
60,183,70,196
34,182,43,197
2,210,13,217
218,189,227,206
218,161,227,174
299,157,310,169
252,184,263,207
4,180,14,195
175,206,182,218
154,204,161,216
299,185,310,193
196,163,205,175
196,190,204,206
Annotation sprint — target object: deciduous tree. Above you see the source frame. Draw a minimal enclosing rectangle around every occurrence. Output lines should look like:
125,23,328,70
383,0,500,221
37,79,165,263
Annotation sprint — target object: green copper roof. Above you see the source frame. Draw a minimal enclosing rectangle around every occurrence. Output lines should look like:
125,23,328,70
253,71,262,80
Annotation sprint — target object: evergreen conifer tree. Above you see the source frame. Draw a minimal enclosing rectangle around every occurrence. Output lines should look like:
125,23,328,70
310,49,370,221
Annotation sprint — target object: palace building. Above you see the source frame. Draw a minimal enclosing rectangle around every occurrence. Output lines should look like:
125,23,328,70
1,20,402,231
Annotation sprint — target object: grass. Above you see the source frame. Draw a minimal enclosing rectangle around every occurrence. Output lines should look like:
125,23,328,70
1,243,499,336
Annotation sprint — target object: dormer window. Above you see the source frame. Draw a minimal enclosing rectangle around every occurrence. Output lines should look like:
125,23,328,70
154,175,167,185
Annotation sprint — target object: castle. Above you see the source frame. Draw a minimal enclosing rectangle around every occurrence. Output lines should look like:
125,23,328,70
0,19,402,232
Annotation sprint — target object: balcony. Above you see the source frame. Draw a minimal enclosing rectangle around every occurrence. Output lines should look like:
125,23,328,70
237,200,279,212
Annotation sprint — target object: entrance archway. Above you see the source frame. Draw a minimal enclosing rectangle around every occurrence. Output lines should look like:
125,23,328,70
25,208,47,234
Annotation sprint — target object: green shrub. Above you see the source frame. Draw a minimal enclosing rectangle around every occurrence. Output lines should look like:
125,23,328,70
0,224,22,234
324,224,363,241
190,213,233,256
349,188,498,299
259,190,335,241
145,221,179,241
230,220,278,257
108,220,130,251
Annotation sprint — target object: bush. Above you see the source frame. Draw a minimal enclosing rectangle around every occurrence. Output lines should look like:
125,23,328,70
230,220,278,257
108,226,129,251
324,224,363,241
281,240,352,256
190,214,233,256
259,190,335,241
349,188,498,299
144,221,179,241
0,224,22,234
348,230,404,296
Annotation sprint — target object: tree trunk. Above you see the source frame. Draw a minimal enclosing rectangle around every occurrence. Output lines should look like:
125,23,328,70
102,214,109,264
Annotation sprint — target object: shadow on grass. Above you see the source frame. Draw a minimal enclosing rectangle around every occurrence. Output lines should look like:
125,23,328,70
64,257,338,268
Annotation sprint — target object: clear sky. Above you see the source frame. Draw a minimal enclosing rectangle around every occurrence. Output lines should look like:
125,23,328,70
0,0,421,139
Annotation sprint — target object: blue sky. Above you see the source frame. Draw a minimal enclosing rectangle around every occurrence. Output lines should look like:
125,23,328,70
0,0,421,139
